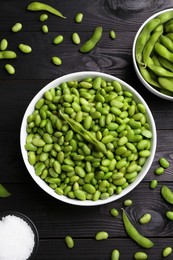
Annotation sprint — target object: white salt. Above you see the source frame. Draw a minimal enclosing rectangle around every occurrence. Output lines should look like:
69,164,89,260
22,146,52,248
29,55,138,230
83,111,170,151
0,214,35,260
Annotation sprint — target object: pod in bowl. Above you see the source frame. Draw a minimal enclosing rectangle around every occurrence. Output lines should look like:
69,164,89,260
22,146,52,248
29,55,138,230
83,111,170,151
20,71,156,206
133,8,173,100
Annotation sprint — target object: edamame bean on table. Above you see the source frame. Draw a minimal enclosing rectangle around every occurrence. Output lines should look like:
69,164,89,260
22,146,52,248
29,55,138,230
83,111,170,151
25,76,153,201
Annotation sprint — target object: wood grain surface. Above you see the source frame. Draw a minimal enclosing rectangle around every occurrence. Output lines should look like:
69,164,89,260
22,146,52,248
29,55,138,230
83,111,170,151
0,0,173,259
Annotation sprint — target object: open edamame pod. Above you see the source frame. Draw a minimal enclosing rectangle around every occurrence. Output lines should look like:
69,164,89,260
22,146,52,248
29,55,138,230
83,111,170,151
122,209,154,248
27,1,66,19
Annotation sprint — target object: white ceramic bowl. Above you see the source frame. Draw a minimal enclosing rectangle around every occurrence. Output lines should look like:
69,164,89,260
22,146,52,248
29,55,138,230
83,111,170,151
20,71,157,206
133,8,173,101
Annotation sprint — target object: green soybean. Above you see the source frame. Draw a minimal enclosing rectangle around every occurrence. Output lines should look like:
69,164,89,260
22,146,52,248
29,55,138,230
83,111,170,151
162,246,172,257
65,236,74,248
110,30,116,40
42,25,48,33
0,39,8,51
150,179,158,189
53,35,63,45
139,213,152,224
159,157,170,169
11,22,22,32
27,2,66,19
52,56,62,66
161,185,173,204
75,13,83,23
111,249,120,260
123,199,133,207
5,64,15,75
72,33,80,45
155,166,164,175
122,209,154,248
166,211,173,220
134,252,148,260
39,13,48,22
95,231,108,240
19,44,32,54
0,51,17,59
80,26,103,53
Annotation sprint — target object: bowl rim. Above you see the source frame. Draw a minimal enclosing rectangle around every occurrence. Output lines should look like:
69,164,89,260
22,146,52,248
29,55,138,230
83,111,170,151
0,211,39,259
20,71,157,206
132,8,173,101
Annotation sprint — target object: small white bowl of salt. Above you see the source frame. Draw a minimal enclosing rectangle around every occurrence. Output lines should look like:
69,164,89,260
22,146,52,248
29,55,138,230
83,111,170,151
0,211,39,260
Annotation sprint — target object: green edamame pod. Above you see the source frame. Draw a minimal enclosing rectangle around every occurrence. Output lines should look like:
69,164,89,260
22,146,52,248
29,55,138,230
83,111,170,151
142,30,163,67
27,1,66,19
154,42,173,63
0,184,11,197
157,10,173,23
147,57,173,77
160,34,173,52
135,18,160,64
122,209,154,248
158,77,173,92
80,26,103,53
139,65,160,89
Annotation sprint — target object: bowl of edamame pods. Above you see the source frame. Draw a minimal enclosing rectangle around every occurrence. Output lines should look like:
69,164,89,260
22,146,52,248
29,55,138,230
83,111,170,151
133,8,173,100
20,71,157,206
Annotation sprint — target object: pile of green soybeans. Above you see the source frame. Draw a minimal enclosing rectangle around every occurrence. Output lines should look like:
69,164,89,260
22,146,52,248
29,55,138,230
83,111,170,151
135,10,173,97
25,76,153,201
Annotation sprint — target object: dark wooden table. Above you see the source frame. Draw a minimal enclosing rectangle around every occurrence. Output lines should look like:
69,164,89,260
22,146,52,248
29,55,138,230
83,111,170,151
1,0,173,259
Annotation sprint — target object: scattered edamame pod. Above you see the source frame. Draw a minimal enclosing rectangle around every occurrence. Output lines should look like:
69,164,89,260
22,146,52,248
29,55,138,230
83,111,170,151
19,44,32,54
27,1,66,18
5,64,15,75
122,209,154,248
0,184,11,197
80,26,103,53
11,22,22,32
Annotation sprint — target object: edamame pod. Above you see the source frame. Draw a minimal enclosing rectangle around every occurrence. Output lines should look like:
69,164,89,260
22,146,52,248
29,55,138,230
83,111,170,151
27,1,66,18
80,26,103,53
122,209,154,248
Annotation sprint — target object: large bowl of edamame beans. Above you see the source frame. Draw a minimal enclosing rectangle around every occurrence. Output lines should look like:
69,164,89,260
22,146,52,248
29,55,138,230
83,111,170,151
133,8,173,100
20,71,157,206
